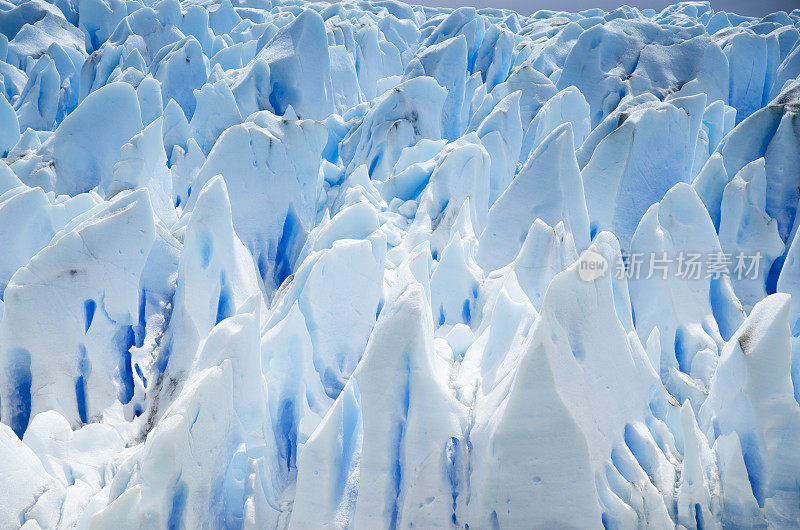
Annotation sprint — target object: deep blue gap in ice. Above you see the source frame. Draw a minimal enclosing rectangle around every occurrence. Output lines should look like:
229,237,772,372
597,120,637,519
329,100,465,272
7,348,31,438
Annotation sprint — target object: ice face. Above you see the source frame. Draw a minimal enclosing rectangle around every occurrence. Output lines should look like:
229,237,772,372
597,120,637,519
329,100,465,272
1,0,800,528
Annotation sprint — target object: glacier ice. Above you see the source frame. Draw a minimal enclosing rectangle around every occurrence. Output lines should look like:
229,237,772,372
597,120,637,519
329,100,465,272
1,0,800,528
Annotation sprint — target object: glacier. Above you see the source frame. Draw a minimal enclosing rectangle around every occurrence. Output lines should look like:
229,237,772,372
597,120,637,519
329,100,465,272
0,0,799,527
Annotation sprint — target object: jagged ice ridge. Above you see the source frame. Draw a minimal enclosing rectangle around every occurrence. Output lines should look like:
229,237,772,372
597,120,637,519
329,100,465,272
0,0,800,527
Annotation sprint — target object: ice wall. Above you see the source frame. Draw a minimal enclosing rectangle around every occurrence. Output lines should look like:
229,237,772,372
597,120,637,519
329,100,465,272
1,0,800,528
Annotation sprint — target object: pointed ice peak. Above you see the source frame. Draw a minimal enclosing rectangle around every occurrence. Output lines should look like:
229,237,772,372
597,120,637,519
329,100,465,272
422,197,478,261
583,97,707,250
719,158,784,309
522,86,590,162
478,122,589,271
110,116,176,225
481,64,557,128
6,128,43,166
229,56,271,120
512,219,578,312
256,9,333,120
416,132,490,233
294,280,466,529
430,228,482,327
208,0,242,35
677,400,717,528
189,79,243,154
701,293,800,522
0,186,56,298
407,34,468,139
162,97,191,153
546,230,636,336
461,228,664,526
264,236,384,398
692,152,729,232
652,182,719,245
699,99,736,157
341,76,447,182
474,89,522,144
777,226,800,402
0,423,59,526
457,266,536,395
0,160,23,195
165,175,262,382
668,92,709,178
14,54,58,132
575,92,661,169
473,90,523,204
182,174,259,286
629,182,742,394
37,82,143,196
0,189,156,431
186,175,236,243
714,432,767,527
192,294,265,434
136,76,163,129
727,158,769,208
717,78,800,242
261,300,330,423
189,113,326,295
153,36,209,120
339,165,384,211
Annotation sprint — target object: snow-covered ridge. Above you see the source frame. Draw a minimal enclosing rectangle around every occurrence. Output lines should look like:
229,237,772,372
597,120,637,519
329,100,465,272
0,0,799,527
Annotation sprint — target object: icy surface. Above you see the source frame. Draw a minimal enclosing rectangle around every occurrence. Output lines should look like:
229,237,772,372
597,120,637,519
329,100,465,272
1,0,800,528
